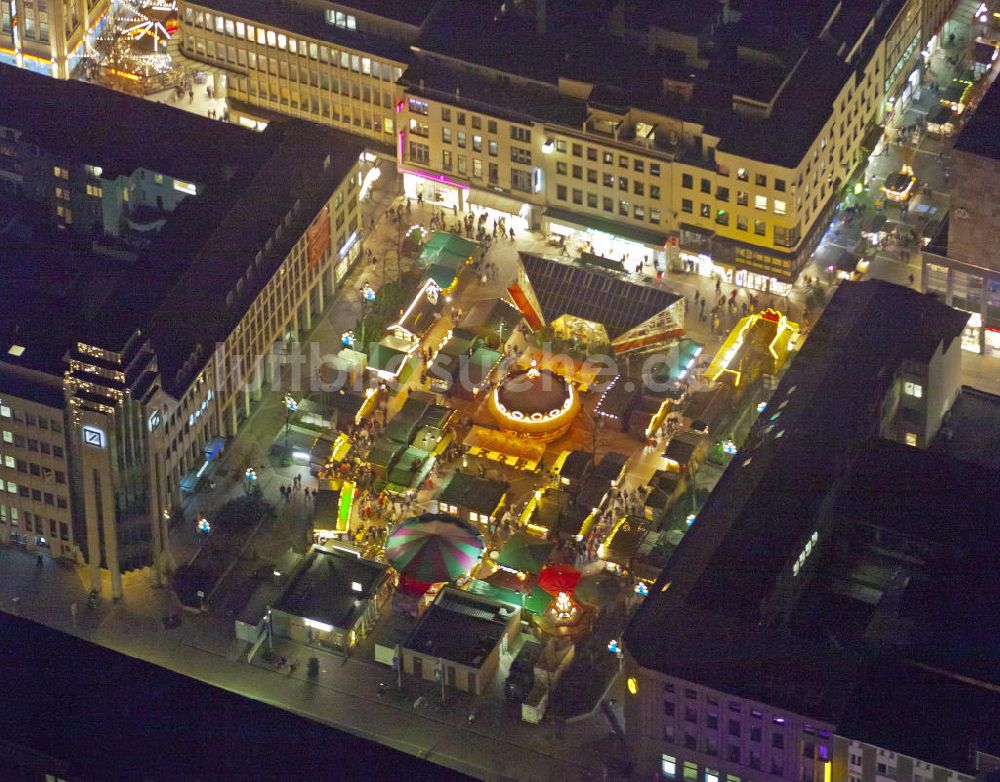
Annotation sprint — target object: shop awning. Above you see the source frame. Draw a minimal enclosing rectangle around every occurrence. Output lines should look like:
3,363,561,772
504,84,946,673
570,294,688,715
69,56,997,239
468,189,529,216
543,206,669,249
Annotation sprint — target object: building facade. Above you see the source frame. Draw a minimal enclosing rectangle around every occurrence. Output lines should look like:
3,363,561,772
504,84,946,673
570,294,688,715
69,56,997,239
0,0,109,78
0,373,75,561
175,0,944,295
922,71,1000,356
0,66,364,596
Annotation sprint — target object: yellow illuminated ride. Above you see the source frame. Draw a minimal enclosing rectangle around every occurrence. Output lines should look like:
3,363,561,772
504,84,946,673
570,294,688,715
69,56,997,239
488,361,581,442
705,308,799,390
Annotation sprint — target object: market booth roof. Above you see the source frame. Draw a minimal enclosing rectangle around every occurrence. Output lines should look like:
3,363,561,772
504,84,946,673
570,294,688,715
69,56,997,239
497,532,556,575
417,231,478,269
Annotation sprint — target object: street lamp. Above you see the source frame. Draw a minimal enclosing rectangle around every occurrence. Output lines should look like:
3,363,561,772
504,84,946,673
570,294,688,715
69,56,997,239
283,393,298,457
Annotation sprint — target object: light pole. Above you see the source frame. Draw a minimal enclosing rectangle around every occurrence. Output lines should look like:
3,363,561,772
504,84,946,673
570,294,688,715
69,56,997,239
283,393,298,457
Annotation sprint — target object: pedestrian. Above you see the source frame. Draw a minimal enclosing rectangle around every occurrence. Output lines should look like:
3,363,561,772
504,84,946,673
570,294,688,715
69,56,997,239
188,88,194,103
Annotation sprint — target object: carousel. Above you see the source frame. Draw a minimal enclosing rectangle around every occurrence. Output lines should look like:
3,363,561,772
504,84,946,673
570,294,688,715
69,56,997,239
488,361,581,442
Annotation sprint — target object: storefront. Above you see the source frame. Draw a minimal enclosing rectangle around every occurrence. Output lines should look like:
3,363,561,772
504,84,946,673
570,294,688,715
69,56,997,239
467,189,532,233
678,250,794,297
401,169,467,211
543,207,667,272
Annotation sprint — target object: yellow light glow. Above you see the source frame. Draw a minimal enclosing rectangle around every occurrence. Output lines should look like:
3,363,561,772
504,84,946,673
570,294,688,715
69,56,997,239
627,676,638,695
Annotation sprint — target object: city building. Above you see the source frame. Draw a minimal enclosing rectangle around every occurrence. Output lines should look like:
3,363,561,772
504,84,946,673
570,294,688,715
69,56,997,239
922,69,1000,356
0,64,365,596
176,0,422,143
268,546,394,654
0,612,460,782
0,0,109,78
621,281,1000,782
176,0,946,294
401,586,520,695
0,372,73,559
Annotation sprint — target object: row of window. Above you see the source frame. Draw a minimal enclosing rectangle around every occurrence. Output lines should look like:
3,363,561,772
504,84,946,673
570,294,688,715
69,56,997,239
0,479,67,508
554,186,662,224
184,7,399,80
0,504,69,540
0,405,63,433
559,139,662,177
0,0,50,44
1,454,65,483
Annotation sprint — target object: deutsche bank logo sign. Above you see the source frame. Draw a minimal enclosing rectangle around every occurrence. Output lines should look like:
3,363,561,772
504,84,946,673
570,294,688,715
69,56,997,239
82,425,106,449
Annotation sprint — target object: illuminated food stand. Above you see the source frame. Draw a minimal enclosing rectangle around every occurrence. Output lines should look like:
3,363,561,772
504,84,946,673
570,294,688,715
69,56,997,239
882,166,917,203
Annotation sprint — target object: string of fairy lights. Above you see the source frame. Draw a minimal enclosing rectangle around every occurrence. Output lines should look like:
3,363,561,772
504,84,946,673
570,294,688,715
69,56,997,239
88,1,178,79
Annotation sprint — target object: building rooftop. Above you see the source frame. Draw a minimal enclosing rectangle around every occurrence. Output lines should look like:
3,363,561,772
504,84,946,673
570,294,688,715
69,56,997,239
274,547,390,631
932,386,1000,471
403,588,517,667
0,613,465,781
626,281,979,746
519,252,682,340
953,70,1000,160
330,0,443,27
438,471,507,516
0,65,365,398
181,0,412,61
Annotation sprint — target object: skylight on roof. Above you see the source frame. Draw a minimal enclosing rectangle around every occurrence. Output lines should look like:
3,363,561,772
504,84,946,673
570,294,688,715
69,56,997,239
7,345,25,357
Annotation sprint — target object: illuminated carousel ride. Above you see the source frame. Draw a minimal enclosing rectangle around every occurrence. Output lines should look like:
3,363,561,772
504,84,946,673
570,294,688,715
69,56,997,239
488,361,581,442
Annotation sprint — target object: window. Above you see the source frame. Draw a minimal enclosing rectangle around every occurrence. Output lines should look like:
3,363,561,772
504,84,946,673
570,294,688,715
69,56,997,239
603,173,615,187
651,185,661,199
634,181,644,196
905,432,918,446
488,120,497,134
488,140,498,157
706,770,719,782
457,131,466,148
682,199,693,214
511,147,531,164
701,178,711,194
473,135,482,153
556,185,567,201
664,700,676,716
650,163,660,176
775,178,786,191
326,9,357,29
441,107,451,122
750,725,761,742
442,150,453,171
903,381,923,398
587,169,598,183
510,126,531,143
603,152,613,164
587,193,598,208
571,143,582,157
737,168,748,181
662,755,677,778
772,732,784,749
727,746,741,763
728,720,741,737
511,169,532,192
651,208,661,223
773,199,787,215
700,204,710,218
634,159,645,173
737,191,748,206
755,195,768,210
755,174,767,187
754,220,767,236
684,762,698,781
706,712,718,729
572,189,583,205
685,705,697,722
556,162,568,175
457,112,466,126
619,177,628,191
716,210,729,226
442,127,452,144
408,98,428,115
619,200,629,216
571,165,582,179
682,174,693,189
717,187,729,202
409,142,429,164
